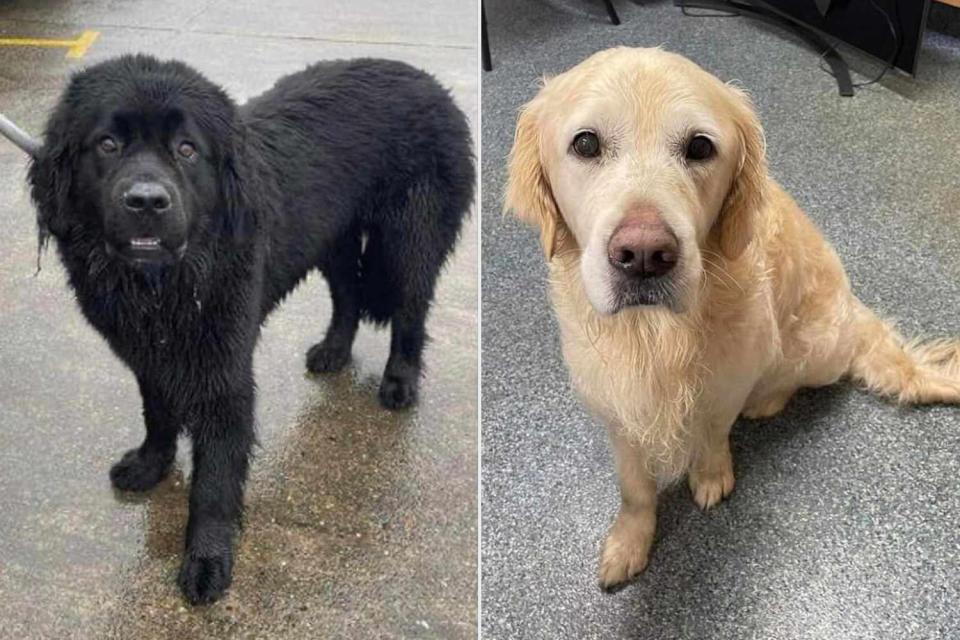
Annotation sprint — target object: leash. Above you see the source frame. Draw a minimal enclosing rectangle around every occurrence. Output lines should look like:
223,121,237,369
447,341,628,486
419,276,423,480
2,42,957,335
0,112,41,158
0,112,44,273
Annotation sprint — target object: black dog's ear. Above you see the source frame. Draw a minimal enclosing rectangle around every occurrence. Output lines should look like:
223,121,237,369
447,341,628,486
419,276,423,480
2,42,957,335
218,133,261,242
27,127,75,249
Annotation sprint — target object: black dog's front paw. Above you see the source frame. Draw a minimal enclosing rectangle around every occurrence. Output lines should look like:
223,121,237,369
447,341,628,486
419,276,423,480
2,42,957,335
379,374,419,410
109,447,173,492
178,547,234,605
306,340,351,373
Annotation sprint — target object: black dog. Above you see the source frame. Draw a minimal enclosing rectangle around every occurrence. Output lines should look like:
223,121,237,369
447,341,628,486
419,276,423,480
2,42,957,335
27,54,473,604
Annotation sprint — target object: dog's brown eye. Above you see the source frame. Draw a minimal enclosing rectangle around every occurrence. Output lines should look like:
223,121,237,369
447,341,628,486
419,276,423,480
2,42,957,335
572,131,600,158
685,135,714,161
178,141,197,159
99,136,118,154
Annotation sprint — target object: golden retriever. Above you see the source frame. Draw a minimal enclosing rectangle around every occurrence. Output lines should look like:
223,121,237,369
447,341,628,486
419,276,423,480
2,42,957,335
505,47,960,590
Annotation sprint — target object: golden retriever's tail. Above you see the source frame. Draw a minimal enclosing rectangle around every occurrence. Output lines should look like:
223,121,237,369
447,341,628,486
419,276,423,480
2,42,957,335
849,301,960,404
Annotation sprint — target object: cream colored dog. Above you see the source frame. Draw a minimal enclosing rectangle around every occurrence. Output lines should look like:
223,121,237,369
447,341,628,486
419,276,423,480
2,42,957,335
505,47,960,590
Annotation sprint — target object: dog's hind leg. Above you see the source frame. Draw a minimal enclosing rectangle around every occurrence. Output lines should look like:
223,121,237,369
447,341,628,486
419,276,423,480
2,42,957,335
372,182,463,410
307,230,362,374
742,385,798,419
109,377,178,492
380,301,431,409
362,191,462,409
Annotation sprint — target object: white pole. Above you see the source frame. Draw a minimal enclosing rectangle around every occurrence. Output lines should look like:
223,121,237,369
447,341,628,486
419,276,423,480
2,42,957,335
0,112,41,157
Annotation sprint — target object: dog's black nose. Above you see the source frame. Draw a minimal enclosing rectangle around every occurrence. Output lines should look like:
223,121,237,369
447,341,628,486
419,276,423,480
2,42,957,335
609,244,677,278
607,210,678,279
123,182,171,213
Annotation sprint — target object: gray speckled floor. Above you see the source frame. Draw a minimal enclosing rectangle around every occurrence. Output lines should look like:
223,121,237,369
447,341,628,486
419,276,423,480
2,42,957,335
0,2,477,638
480,2,960,638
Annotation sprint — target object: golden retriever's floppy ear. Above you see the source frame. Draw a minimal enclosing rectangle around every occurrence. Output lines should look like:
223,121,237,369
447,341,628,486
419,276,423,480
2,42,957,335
504,100,563,260
716,88,767,260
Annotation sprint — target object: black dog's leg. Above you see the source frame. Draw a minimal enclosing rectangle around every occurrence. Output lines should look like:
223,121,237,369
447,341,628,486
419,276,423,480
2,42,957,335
177,380,254,605
110,377,178,492
375,183,456,410
307,232,361,373
379,303,428,410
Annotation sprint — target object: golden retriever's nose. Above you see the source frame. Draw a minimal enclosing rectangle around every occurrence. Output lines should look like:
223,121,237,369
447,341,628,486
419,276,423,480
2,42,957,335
607,211,678,278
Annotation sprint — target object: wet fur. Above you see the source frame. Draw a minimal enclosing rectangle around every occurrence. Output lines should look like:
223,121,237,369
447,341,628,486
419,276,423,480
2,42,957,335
28,54,473,603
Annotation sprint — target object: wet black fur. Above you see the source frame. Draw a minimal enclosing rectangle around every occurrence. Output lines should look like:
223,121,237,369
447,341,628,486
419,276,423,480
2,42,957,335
27,55,473,604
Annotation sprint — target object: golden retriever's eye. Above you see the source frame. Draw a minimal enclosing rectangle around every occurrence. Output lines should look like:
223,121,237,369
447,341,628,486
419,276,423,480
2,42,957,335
99,136,118,154
178,141,197,159
572,131,601,158
685,135,715,161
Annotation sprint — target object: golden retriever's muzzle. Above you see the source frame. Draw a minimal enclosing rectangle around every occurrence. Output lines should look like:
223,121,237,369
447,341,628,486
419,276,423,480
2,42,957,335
606,207,681,310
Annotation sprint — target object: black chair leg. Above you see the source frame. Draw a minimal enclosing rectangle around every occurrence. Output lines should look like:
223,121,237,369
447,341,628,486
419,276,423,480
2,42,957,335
601,0,621,25
482,1,492,71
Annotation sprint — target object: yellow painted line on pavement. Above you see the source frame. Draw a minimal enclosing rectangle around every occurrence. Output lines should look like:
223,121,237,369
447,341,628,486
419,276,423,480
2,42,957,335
0,30,100,58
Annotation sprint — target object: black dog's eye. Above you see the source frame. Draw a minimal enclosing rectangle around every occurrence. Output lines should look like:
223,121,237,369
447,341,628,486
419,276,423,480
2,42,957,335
572,131,601,159
685,135,715,162
178,141,197,159
99,136,119,154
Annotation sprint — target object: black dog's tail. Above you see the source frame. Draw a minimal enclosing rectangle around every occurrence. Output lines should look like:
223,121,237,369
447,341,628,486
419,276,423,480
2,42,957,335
357,174,470,326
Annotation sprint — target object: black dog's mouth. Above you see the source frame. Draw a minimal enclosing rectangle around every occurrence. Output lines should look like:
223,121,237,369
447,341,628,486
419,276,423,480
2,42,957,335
106,236,187,266
130,236,162,250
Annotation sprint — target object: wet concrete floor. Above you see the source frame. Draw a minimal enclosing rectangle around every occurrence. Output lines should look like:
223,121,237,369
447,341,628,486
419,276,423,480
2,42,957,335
0,2,478,637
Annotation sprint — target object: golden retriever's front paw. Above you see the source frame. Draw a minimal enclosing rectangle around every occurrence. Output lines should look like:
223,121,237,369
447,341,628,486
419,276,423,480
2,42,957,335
598,522,653,591
689,462,735,510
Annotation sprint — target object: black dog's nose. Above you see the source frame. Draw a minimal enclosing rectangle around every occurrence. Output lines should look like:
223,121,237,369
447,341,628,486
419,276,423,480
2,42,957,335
124,182,171,213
